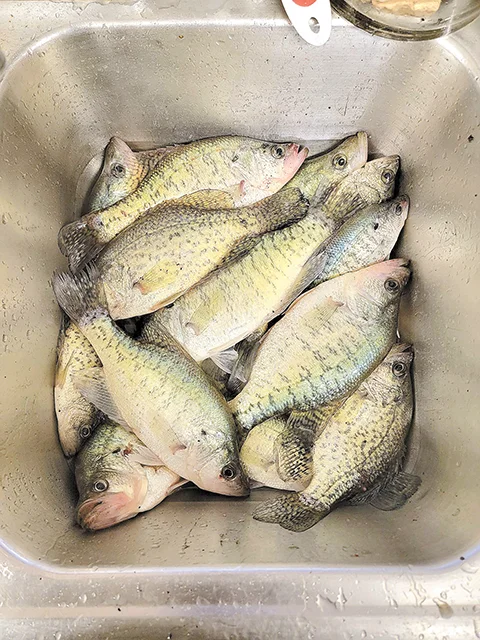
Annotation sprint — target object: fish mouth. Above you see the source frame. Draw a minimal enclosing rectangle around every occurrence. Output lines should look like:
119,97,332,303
292,143,309,160
385,155,401,175
77,492,135,531
77,475,148,531
282,144,309,178
286,142,308,158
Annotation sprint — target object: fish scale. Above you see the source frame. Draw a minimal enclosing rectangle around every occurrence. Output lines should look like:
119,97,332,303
59,135,307,272
95,187,309,319
145,136,392,362
53,266,250,498
54,317,102,457
230,259,410,430
302,354,413,506
253,345,419,532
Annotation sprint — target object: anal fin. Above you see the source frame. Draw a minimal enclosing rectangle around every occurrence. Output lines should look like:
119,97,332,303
347,468,421,511
369,471,421,511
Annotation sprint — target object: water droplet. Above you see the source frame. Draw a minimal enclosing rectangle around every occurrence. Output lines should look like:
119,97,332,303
474,619,480,639
433,597,454,619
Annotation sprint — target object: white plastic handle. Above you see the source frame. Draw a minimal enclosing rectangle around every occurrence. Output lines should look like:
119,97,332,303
281,0,332,46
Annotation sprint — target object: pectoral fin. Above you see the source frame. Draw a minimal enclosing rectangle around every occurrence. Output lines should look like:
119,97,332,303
73,367,129,428
126,443,165,467
186,291,225,335
55,352,74,389
134,260,179,295
347,467,421,511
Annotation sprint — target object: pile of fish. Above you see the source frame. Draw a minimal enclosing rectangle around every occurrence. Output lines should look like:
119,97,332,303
53,132,420,533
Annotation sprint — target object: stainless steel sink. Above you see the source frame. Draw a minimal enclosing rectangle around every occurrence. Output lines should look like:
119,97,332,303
1,1,480,636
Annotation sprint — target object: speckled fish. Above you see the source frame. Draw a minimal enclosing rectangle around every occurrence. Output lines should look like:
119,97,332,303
59,136,308,272
240,416,310,491
229,259,411,430
227,193,408,392
87,137,179,213
54,315,103,458
144,148,400,367
75,421,186,531
95,187,309,320
53,266,249,497
309,195,409,287
253,344,421,532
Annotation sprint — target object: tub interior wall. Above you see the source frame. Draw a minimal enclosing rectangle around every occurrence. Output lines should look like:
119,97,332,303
1,24,479,569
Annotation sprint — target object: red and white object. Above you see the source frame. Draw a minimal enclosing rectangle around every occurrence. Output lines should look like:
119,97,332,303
281,0,332,45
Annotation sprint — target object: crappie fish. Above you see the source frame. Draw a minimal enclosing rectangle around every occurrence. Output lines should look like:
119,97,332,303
53,266,249,497
309,195,409,287
96,188,309,319
229,259,411,430
227,194,408,392
286,132,368,204
254,344,420,531
54,315,102,457
75,421,186,531
240,416,310,491
144,150,400,367
59,135,308,272
87,137,178,213
322,154,398,216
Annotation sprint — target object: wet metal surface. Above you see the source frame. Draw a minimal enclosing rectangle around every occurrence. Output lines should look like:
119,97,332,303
0,1,479,636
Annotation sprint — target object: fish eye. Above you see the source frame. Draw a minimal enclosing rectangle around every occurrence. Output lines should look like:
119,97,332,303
373,222,379,230
333,154,347,169
381,169,394,184
111,163,126,178
79,425,92,439
221,464,238,480
271,146,285,159
384,278,400,293
392,361,407,377
93,480,109,493
395,203,404,215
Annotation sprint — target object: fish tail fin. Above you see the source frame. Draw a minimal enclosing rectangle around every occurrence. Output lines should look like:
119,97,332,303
58,218,104,273
53,264,107,327
253,187,310,233
253,493,328,532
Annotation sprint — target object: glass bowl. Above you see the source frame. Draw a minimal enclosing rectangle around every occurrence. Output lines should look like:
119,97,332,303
331,0,480,39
